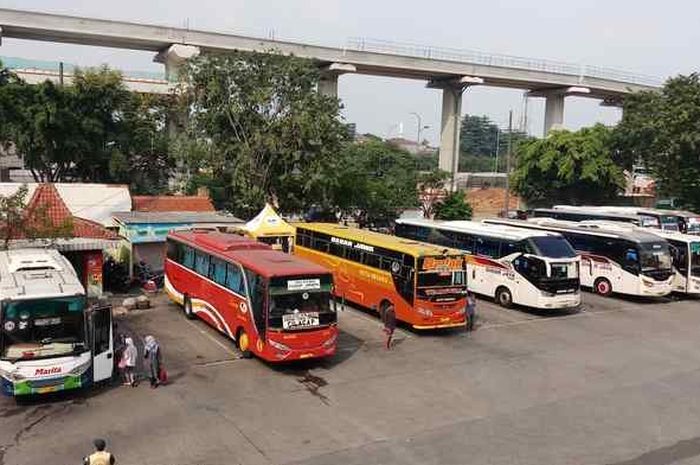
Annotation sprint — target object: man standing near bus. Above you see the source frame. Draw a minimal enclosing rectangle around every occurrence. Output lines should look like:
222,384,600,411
466,290,477,334
382,304,396,350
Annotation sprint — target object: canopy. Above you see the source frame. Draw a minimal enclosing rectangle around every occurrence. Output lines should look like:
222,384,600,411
242,204,295,238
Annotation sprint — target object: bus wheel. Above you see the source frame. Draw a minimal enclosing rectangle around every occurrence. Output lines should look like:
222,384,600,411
594,278,613,297
183,295,196,320
496,287,513,308
236,328,253,359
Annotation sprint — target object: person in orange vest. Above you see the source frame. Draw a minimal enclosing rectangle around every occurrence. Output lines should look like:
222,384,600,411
83,438,115,465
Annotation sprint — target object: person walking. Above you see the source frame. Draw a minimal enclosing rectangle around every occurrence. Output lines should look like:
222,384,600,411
382,303,396,350
143,335,162,388
466,290,477,333
122,337,138,387
83,438,115,465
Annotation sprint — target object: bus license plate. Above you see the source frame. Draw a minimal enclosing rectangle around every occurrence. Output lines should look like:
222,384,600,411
282,312,320,330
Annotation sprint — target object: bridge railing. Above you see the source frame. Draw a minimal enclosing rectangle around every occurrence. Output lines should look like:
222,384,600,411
346,38,663,88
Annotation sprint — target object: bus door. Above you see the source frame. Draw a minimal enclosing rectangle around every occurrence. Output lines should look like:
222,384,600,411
89,305,114,383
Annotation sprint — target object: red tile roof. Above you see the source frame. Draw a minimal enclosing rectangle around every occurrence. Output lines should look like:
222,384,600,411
13,184,116,240
132,195,215,212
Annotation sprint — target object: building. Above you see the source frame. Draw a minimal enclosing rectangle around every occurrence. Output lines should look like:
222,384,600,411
113,211,244,274
1,183,120,297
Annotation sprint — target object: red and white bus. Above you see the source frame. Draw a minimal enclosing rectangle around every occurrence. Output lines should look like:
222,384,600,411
164,229,338,362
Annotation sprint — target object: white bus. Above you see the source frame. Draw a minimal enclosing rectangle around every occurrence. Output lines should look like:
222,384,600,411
0,249,114,397
575,222,700,295
552,205,681,231
394,219,581,309
484,218,674,298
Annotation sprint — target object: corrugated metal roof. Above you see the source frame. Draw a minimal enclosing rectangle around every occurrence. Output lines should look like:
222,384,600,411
113,211,243,224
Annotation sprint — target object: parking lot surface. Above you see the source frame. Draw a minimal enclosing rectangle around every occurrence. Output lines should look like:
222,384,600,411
2,292,700,465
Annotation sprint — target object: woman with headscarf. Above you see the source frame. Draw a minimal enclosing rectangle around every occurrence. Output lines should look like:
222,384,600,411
143,335,162,388
122,337,138,387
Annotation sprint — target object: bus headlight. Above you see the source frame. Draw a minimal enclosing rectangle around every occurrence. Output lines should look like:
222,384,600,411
417,307,433,317
268,339,291,354
0,368,24,382
322,333,337,349
69,360,91,376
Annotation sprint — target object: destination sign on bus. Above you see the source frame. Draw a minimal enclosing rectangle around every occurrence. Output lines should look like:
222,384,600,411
421,257,463,271
287,279,321,291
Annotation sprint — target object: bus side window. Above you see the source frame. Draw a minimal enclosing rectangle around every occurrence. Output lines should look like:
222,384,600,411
364,253,381,268
475,237,501,258
209,257,227,286
226,263,246,296
182,246,195,269
195,251,209,276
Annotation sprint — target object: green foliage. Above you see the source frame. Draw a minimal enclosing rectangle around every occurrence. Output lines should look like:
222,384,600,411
511,125,625,207
461,115,500,157
178,51,349,218
335,139,419,226
417,169,450,218
434,191,473,220
459,114,533,173
614,74,700,211
0,66,172,193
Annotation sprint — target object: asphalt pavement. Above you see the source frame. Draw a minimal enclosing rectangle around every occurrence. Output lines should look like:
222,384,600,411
2,292,700,465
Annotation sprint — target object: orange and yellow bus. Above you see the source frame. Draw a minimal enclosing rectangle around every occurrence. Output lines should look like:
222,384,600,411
294,223,469,330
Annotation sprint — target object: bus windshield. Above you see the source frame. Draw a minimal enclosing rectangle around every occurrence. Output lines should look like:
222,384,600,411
660,215,680,231
416,256,467,297
691,242,700,278
639,216,661,228
638,242,673,273
529,236,577,259
687,218,700,235
268,276,334,331
0,297,86,361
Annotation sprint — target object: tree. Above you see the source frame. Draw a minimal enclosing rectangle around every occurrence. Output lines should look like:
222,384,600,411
434,191,473,220
459,114,533,172
334,139,419,226
0,66,173,191
614,74,700,210
510,125,625,207
417,169,450,218
177,51,350,218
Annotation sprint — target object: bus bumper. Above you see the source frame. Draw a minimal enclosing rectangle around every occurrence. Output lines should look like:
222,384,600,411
537,292,581,309
1,371,89,397
639,278,674,297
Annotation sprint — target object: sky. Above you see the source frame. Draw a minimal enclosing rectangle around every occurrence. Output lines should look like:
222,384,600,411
0,0,696,144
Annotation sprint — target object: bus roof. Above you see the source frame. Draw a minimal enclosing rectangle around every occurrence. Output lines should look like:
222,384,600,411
295,223,464,257
553,205,680,218
535,208,641,221
0,249,84,301
168,229,330,279
485,218,668,244
396,218,561,241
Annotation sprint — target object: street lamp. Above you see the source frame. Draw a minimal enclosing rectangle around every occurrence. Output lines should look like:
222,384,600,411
410,112,430,147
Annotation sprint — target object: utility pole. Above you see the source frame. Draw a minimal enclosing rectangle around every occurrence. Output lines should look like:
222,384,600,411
59,62,64,87
503,110,513,217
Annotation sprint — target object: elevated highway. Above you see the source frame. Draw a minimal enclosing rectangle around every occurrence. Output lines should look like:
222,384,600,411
0,8,662,184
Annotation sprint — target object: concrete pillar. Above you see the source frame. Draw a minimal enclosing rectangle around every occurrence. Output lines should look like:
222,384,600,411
318,73,339,98
438,86,463,178
318,63,356,98
544,93,565,134
154,44,200,82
